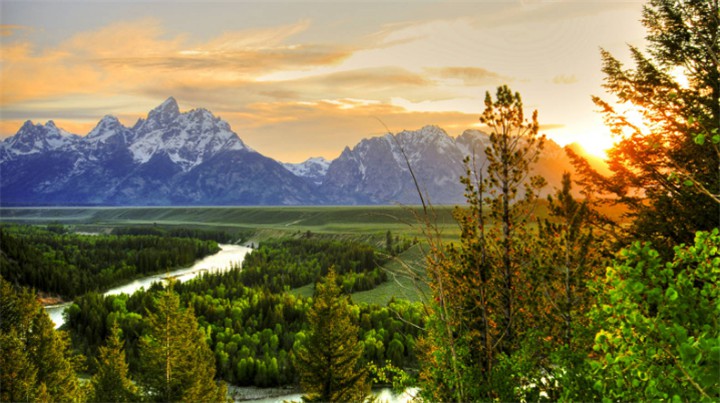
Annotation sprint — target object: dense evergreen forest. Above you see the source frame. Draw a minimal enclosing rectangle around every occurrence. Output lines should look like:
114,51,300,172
1,1,719,401
240,238,396,292
63,238,422,387
0,225,220,298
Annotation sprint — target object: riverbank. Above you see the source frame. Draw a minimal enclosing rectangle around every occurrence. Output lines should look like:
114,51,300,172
37,291,66,306
228,386,300,402
44,243,252,328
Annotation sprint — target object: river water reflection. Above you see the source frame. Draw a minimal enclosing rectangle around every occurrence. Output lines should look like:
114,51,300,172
45,243,252,328
233,387,419,403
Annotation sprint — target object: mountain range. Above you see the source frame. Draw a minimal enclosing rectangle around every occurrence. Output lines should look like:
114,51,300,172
0,98,579,206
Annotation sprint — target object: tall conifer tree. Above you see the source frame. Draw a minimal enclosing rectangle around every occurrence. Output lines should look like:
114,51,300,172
294,268,369,402
139,282,227,402
0,276,83,402
419,85,547,401
480,84,546,352
89,321,138,402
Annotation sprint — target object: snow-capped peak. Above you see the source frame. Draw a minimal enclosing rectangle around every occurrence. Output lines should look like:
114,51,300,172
2,120,78,157
2,97,252,171
128,97,249,170
283,157,330,185
87,116,123,139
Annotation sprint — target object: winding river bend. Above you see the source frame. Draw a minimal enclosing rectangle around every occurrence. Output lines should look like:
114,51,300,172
45,243,252,328
42,242,418,402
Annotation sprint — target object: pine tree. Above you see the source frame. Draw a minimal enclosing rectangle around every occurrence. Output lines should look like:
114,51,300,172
419,85,547,402
139,282,227,402
0,276,83,402
531,173,609,401
538,172,605,349
294,268,370,402
575,0,720,254
0,329,38,402
481,85,546,352
89,321,138,402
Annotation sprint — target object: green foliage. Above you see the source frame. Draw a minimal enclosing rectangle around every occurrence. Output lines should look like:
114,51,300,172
139,283,227,402
367,361,413,392
580,0,720,254
0,276,84,402
0,224,219,298
293,269,370,402
590,229,720,401
66,238,425,389
419,85,548,402
89,321,138,402
241,238,389,293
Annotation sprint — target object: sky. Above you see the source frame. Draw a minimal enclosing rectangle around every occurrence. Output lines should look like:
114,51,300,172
0,0,647,163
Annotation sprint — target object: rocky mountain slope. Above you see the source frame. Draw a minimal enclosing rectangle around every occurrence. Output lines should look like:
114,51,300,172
0,98,321,205
1,99,578,206
320,125,574,205
282,157,331,186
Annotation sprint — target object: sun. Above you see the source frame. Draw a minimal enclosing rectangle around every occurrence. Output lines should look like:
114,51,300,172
575,129,615,159
544,125,616,160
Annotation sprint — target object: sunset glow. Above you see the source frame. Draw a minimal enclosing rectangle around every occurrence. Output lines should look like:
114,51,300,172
0,1,647,162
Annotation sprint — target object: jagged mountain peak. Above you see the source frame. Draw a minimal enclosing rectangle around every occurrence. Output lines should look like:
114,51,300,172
322,125,467,204
87,115,125,138
187,107,214,119
283,156,330,186
128,98,249,169
2,120,78,158
0,98,322,206
136,98,179,131
148,97,180,121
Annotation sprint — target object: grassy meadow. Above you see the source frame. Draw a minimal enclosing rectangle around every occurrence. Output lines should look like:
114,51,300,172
0,205,462,240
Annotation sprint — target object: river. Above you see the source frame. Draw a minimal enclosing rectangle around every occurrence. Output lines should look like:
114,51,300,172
229,386,419,403
45,243,252,328
43,242,419,402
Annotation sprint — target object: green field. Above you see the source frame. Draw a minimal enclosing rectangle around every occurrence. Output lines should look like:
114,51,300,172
0,205,462,240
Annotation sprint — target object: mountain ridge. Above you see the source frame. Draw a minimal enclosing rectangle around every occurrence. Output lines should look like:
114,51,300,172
1,98,319,206
1,98,581,206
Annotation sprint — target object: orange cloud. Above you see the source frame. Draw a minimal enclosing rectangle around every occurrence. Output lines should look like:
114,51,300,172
0,41,104,105
0,19,353,109
552,74,578,85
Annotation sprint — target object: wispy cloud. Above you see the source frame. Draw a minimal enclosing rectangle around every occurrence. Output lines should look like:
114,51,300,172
0,19,353,108
426,66,511,86
552,74,578,85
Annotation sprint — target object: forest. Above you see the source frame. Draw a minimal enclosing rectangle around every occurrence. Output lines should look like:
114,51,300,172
1,0,719,402
62,237,422,387
0,225,220,299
